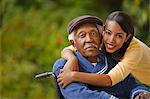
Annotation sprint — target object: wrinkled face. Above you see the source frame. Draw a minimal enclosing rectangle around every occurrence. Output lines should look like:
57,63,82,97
73,23,101,59
103,21,127,53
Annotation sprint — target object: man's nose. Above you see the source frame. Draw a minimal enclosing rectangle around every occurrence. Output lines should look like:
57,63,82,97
86,35,93,42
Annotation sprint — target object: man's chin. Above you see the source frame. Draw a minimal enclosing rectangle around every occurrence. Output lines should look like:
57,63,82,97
84,51,99,57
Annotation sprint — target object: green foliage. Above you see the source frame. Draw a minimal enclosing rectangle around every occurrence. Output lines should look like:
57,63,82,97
1,1,67,98
0,0,149,99
122,0,150,45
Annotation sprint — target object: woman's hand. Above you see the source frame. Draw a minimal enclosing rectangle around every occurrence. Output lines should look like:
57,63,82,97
63,56,79,72
57,69,75,88
58,56,79,88
61,47,79,71
61,46,75,60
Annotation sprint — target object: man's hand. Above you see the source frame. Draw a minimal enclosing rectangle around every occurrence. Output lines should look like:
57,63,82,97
134,92,150,99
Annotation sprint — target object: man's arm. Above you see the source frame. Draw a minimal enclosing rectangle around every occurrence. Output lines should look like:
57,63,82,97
130,84,150,99
52,58,118,99
123,75,150,99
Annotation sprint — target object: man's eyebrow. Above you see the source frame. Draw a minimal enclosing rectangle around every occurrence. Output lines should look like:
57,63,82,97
90,29,98,32
77,31,85,35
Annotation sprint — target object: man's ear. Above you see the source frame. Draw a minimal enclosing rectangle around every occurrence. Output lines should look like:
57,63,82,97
70,40,77,49
70,40,75,46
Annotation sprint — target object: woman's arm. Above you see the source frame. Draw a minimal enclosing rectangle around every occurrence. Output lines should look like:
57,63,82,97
59,38,147,88
61,45,79,71
57,71,112,88
59,45,112,88
108,37,145,86
73,72,112,87
61,45,76,60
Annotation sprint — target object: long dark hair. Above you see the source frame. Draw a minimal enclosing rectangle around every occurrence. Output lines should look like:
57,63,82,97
103,11,134,61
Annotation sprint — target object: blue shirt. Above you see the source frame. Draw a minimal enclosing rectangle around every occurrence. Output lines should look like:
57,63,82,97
53,51,149,99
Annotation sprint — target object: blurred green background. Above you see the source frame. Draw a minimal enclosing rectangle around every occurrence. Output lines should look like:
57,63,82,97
0,0,149,99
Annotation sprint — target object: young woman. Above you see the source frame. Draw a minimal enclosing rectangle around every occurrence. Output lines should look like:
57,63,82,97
57,11,150,89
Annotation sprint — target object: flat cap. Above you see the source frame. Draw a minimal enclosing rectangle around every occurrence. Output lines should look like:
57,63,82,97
67,15,103,34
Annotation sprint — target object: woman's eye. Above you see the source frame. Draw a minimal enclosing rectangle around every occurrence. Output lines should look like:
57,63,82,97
117,34,123,38
105,31,111,35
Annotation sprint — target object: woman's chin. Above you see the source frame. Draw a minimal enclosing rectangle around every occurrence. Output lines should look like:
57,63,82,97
106,48,116,53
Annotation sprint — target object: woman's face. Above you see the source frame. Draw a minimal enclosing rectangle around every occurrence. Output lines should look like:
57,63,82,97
103,21,128,53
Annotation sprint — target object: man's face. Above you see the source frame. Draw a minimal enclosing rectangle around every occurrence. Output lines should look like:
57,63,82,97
73,23,101,59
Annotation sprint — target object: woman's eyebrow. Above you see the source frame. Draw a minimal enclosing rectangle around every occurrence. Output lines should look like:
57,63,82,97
105,29,112,32
116,32,124,35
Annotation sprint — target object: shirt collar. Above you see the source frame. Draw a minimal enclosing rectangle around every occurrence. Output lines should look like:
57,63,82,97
74,51,108,74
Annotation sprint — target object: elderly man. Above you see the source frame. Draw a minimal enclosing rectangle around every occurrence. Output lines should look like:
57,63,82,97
52,15,149,99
